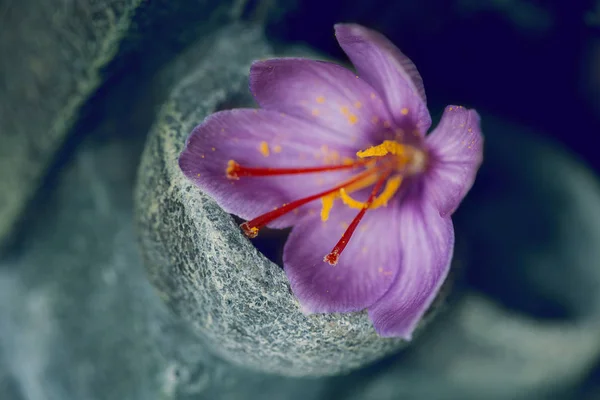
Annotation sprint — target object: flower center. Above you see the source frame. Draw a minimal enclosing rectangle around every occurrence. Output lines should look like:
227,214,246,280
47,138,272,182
327,140,426,217
226,140,427,264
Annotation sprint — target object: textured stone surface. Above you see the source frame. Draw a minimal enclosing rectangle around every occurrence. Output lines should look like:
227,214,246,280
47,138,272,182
324,116,600,400
0,96,327,400
133,25,425,377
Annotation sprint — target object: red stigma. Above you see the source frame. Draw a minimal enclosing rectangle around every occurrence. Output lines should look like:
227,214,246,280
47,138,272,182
238,166,386,237
323,170,391,265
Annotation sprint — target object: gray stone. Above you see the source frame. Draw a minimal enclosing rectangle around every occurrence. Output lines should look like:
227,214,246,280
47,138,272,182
326,116,600,400
134,25,429,377
0,72,327,400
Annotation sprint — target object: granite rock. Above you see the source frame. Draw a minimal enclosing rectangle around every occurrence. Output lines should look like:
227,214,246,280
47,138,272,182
133,25,427,377
326,116,600,400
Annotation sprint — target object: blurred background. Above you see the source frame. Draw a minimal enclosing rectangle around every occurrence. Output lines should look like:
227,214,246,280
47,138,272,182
1,0,600,399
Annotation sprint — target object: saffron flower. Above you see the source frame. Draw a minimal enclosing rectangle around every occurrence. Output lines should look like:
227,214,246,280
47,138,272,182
179,24,483,339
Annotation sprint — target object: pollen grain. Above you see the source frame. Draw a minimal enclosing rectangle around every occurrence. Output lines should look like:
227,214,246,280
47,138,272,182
259,141,270,157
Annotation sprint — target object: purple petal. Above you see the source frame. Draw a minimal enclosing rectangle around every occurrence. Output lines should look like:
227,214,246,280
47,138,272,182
368,193,454,339
424,106,484,216
283,204,401,313
178,109,357,228
250,58,395,147
334,23,431,133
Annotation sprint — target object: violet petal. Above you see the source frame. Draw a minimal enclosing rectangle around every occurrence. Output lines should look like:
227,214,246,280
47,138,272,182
368,193,454,339
178,109,357,228
424,106,484,217
283,205,401,313
250,58,395,148
334,23,431,133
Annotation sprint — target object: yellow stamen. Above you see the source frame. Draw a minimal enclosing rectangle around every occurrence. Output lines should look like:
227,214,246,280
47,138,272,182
372,176,403,207
320,194,336,221
318,166,380,221
339,176,403,210
338,189,364,209
356,140,406,158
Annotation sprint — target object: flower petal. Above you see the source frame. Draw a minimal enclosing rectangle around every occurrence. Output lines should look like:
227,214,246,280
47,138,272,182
249,58,395,147
283,204,402,313
178,109,357,228
334,23,431,133
368,193,454,339
424,106,483,216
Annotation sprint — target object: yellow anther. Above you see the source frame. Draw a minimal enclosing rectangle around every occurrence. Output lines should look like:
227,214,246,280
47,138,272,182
320,195,335,221
354,101,362,109
356,140,406,158
340,175,403,210
401,108,409,115
348,114,358,125
316,96,326,103
339,188,365,209
318,168,379,220
372,176,402,207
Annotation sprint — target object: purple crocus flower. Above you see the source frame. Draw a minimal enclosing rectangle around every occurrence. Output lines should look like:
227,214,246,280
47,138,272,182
178,23,483,339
